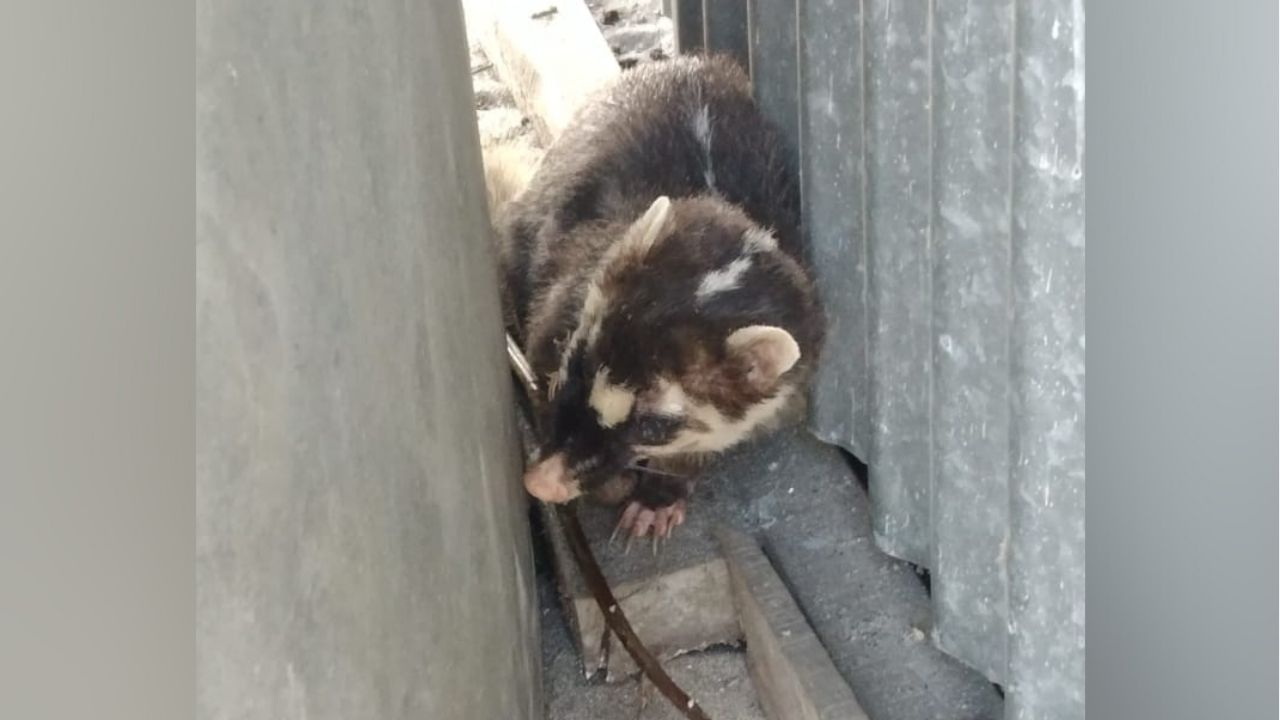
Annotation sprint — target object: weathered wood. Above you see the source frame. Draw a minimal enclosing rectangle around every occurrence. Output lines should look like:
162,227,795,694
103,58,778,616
717,527,869,720
541,500,743,680
556,504,714,720
463,0,619,143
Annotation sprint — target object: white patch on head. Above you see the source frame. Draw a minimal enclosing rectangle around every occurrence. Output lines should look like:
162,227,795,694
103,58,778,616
696,256,752,301
691,105,716,189
743,227,778,254
589,368,635,428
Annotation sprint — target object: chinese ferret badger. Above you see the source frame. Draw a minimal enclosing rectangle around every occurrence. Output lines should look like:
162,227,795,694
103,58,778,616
488,55,823,541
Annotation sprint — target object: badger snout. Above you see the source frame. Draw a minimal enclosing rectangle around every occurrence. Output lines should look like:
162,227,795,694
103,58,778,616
522,453,583,503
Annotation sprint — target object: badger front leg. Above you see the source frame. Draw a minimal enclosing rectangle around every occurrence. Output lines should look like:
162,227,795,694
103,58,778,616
613,456,701,541
615,476,690,540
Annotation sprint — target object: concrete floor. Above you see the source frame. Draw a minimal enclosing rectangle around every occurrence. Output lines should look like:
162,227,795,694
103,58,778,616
713,429,1005,720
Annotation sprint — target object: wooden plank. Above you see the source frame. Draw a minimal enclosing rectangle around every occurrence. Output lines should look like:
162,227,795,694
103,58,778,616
716,527,869,720
541,502,743,680
462,0,619,143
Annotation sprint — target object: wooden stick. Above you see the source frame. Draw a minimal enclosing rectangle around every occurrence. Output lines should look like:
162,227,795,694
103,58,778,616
555,502,711,720
505,334,710,720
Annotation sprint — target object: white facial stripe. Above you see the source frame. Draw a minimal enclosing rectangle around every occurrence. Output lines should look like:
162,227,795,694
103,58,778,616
557,281,606,380
635,382,795,457
696,256,752,301
686,387,792,453
589,368,635,428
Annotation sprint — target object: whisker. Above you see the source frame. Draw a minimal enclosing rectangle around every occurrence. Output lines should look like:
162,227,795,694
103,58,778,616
625,463,686,478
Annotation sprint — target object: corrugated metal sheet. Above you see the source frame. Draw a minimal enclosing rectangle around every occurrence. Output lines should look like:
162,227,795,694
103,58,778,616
675,2,1085,718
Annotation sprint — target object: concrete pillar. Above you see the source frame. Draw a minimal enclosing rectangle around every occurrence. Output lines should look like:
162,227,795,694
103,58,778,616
196,1,540,718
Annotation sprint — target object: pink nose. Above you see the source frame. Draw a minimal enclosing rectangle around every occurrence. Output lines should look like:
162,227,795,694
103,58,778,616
522,453,581,503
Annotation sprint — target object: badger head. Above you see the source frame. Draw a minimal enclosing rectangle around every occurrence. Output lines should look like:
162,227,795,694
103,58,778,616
523,195,820,503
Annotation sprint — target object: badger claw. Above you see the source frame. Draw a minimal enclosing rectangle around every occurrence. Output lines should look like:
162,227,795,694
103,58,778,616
613,499,688,548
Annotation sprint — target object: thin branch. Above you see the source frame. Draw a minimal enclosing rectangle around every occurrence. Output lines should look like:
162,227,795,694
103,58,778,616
505,334,710,720
556,502,711,720
625,463,687,479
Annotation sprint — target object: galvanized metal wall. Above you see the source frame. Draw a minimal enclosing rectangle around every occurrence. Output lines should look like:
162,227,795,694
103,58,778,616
674,2,1084,718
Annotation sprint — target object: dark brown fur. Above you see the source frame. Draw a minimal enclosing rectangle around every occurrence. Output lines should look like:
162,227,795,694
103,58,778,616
491,55,824,514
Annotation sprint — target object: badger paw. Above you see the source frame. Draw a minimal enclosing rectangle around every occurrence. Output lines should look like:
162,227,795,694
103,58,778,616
612,499,687,546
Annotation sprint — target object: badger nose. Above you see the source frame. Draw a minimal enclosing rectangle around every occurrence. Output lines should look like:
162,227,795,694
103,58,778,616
522,453,581,503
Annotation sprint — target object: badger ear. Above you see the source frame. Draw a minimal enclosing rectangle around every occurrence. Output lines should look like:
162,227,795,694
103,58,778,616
726,325,801,391
621,196,673,255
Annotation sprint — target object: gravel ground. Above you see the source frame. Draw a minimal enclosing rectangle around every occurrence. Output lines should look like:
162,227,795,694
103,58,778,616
468,41,543,155
587,0,676,70
466,0,674,151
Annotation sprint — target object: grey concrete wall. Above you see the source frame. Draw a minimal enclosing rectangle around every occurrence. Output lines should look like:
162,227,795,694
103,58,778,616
197,1,540,718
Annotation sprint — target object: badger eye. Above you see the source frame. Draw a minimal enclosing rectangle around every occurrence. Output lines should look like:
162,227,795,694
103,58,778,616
630,414,682,445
